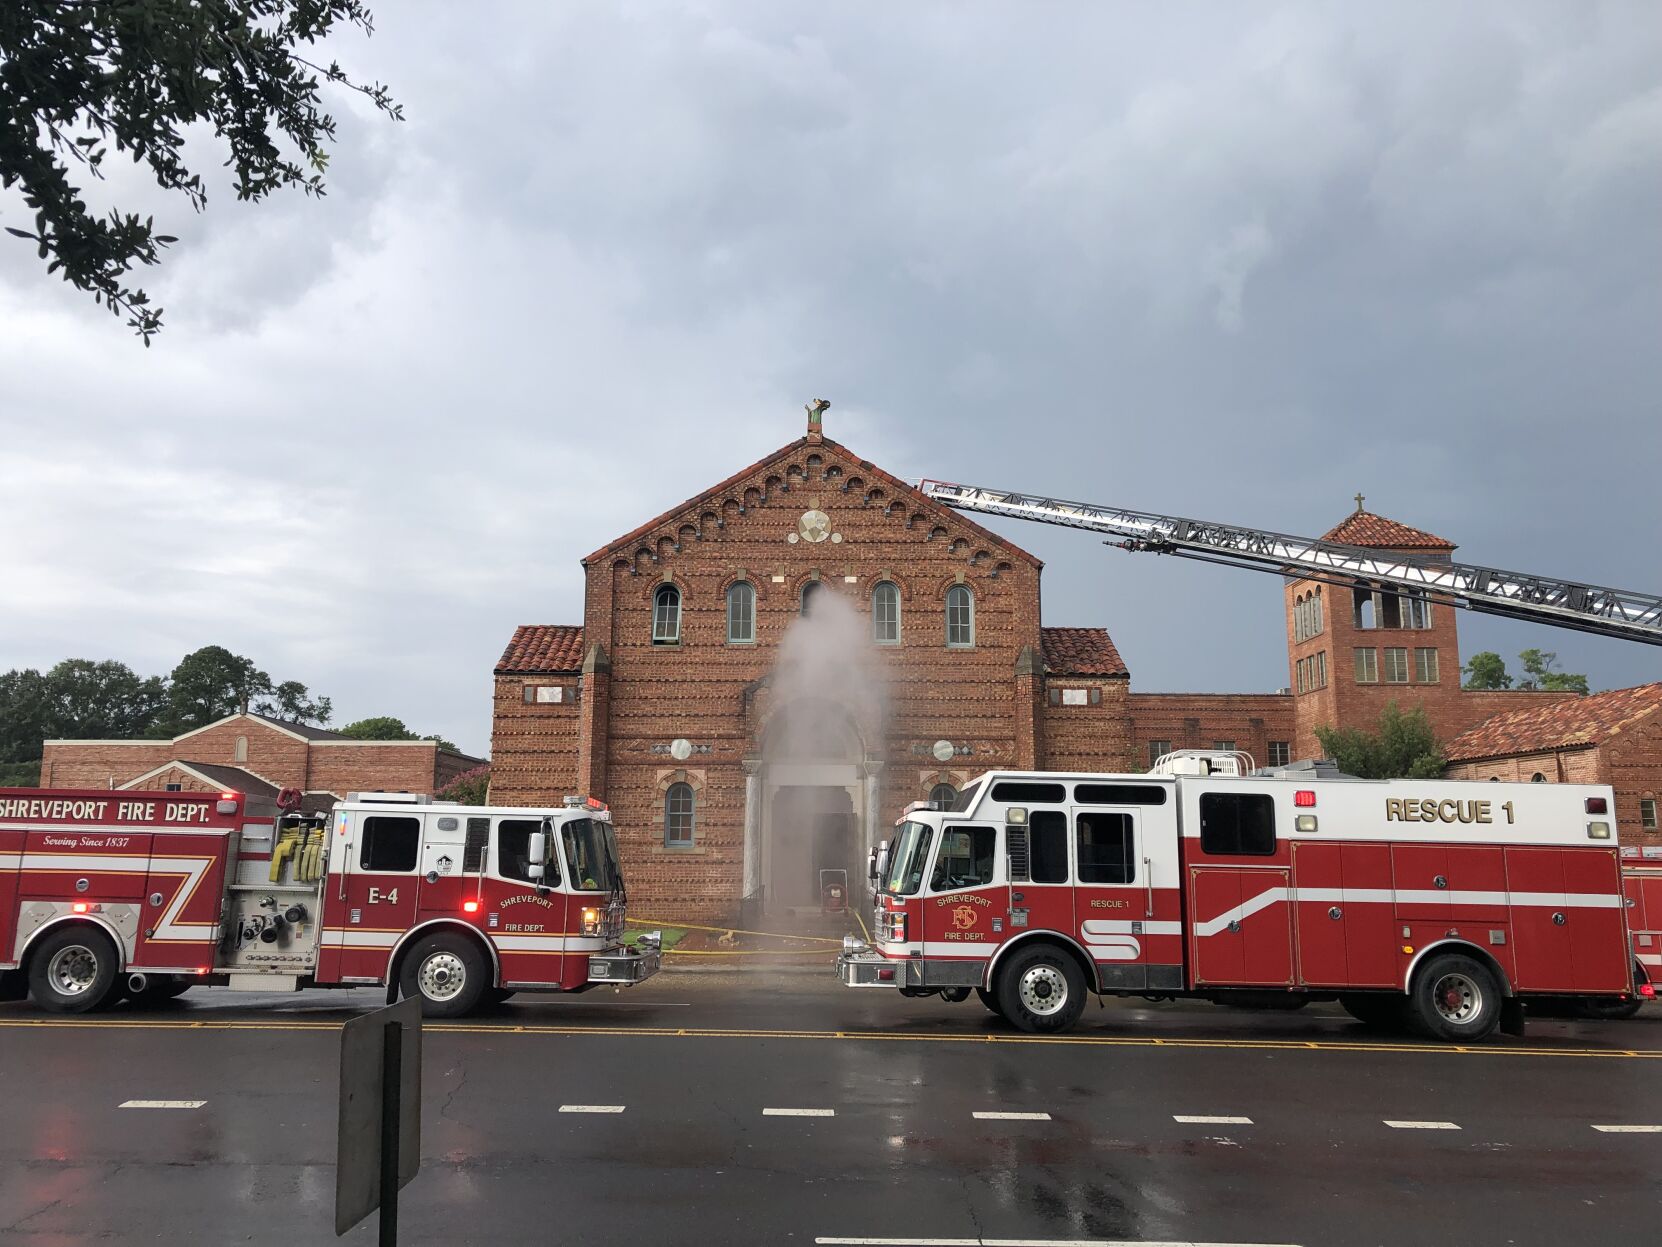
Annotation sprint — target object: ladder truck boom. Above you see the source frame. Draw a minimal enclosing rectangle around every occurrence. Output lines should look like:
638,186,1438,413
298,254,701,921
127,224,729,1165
918,480,1662,646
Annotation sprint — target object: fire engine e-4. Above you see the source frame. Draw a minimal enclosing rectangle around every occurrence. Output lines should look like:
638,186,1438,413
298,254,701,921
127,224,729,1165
0,788,660,1017
838,751,1652,1041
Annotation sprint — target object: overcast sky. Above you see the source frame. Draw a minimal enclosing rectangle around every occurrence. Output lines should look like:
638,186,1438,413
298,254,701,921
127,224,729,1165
2,2,1658,756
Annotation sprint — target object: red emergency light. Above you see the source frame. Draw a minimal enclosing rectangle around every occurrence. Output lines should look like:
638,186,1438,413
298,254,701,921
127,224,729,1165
1585,797,1608,814
71,902,88,914
462,899,480,914
1294,790,1317,808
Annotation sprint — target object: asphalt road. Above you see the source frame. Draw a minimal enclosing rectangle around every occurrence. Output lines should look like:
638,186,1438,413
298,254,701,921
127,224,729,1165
1,972,1658,1247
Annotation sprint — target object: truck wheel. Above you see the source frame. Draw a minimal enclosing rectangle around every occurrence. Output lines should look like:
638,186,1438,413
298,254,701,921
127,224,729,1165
996,945,1087,1034
975,986,1004,1017
1340,993,1408,1029
401,933,487,1018
1408,954,1502,1042
28,926,120,1014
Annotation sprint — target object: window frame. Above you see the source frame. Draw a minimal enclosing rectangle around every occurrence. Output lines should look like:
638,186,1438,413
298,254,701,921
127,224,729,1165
1026,809,1070,884
652,583,682,645
358,814,421,873
1197,792,1277,857
1267,740,1291,767
664,781,696,847
871,580,901,645
1075,809,1136,885
495,816,558,885
1383,646,1410,684
945,584,975,649
927,782,957,810
1640,798,1658,830
1414,646,1439,684
1355,647,1379,684
725,580,756,645
928,823,998,892
1148,739,1173,767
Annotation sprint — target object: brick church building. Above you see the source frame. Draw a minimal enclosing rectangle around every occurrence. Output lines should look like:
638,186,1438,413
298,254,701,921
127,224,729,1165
492,410,1654,920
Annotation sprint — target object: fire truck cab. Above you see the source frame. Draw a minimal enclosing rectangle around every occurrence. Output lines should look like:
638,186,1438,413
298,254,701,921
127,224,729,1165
838,754,1643,1041
0,787,660,1017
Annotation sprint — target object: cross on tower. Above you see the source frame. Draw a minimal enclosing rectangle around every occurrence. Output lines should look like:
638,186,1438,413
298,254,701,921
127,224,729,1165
1354,492,1366,513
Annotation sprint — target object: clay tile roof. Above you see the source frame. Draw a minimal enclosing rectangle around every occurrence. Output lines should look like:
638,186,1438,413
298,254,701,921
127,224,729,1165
496,625,586,675
1322,509,1455,551
1444,683,1662,762
1041,627,1129,677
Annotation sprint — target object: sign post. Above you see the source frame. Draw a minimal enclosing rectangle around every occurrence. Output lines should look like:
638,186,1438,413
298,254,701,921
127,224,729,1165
336,997,422,1241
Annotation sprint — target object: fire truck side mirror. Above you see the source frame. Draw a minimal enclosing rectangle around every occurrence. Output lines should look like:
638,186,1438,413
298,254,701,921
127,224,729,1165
871,841,890,882
527,830,548,882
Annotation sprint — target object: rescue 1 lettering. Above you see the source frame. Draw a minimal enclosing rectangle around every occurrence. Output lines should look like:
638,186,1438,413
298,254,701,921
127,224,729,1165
1386,798,1514,826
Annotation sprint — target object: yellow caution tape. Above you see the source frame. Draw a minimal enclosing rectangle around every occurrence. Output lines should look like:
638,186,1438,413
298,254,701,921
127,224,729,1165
625,916,846,945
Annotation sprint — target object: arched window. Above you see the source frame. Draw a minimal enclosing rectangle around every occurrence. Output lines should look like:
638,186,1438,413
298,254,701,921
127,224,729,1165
234,735,249,763
652,584,681,644
928,782,957,809
1312,587,1323,636
1531,773,1546,783
665,782,695,846
800,581,824,617
726,581,755,644
872,581,901,644
945,584,974,648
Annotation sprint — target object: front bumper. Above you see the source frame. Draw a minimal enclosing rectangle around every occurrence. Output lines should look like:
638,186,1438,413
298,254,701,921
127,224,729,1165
587,943,662,985
837,948,904,988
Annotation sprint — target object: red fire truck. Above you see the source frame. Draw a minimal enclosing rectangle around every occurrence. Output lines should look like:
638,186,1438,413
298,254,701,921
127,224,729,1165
838,753,1650,1041
1618,857,1662,1016
0,786,660,1017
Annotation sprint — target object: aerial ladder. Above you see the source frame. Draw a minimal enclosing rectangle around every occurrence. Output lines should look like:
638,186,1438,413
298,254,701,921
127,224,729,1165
918,481,1662,646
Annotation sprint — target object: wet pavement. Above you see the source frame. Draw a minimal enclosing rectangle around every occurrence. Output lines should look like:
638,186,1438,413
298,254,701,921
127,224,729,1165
1,974,1657,1245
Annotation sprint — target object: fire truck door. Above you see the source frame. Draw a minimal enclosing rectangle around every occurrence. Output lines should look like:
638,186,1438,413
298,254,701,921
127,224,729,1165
134,832,229,971
1561,849,1628,992
1505,847,1575,992
1070,807,1154,986
1292,842,1395,987
920,823,1002,970
1187,791,1292,987
335,813,424,981
0,826,21,967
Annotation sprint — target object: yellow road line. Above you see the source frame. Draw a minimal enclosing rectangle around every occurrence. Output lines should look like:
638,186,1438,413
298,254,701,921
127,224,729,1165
0,1017,1655,1059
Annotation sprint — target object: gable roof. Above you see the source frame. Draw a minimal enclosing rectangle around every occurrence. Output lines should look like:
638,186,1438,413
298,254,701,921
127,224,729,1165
497,625,586,675
118,761,281,798
1041,626,1129,677
242,711,351,741
1322,509,1455,551
1444,683,1662,762
582,435,1041,569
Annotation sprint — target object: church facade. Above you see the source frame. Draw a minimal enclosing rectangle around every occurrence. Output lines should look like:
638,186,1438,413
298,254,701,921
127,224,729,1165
490,411,1636,921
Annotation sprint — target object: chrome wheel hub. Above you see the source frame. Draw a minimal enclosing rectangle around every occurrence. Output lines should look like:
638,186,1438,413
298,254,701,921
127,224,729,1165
48,944,99,996
1431,971,1482,1024
1018,965,1067,1016
419,952,467,1002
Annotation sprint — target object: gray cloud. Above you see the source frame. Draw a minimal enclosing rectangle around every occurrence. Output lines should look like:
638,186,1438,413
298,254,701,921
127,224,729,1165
2,1,1657,754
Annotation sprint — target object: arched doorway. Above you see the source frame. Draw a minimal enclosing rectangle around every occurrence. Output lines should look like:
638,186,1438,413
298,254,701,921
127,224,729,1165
748,700,878,916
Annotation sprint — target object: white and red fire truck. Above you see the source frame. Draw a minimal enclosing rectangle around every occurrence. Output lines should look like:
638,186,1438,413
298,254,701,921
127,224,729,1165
1618,858,1662,1017
838,752,1651,1041
0,786,659,1017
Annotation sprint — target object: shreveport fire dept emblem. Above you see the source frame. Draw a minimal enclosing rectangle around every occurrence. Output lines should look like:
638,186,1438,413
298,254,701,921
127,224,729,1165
950,904,977,930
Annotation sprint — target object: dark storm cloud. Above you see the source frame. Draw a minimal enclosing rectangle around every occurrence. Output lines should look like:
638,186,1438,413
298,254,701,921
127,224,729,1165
2,1,1657,753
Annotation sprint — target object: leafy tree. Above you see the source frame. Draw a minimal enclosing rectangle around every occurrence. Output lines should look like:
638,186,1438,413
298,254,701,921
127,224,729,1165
1462,651,1512,690
1315,702,1445,780
0,668,52,765
42,659,167,738
340,716,457,752
437,764,489,806
258,679,332,725
1516,648,1590,694
1,1,400,342
164,645,272,731
0,760,41,788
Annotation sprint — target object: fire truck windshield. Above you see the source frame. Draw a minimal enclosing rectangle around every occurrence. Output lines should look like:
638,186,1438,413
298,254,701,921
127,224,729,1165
883,819,934,896
561,817,620,892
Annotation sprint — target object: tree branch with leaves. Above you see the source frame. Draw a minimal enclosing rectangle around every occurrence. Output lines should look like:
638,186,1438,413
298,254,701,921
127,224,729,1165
0,0,399,342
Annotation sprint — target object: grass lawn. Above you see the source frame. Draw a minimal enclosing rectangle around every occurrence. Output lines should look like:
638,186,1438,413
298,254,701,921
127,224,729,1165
622,925,689,950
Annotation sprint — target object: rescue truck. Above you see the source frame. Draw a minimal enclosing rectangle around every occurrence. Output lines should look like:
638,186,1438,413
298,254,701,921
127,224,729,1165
1615,856,1662,1018
838,752,1650,1041
0,786,660,1017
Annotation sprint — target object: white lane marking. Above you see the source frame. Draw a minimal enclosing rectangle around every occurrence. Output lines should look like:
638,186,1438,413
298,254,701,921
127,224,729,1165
764,1107,836,1117
1174,1115,1253,1125
1384,1120,1460,1130
815,1238,1305,1246
1592,1124,1662,1133
973,1111,1052,1121
558,1104,625,1114
120,1100,205,1109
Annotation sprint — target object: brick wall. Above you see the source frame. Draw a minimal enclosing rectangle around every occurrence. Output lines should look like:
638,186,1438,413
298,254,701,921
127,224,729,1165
1607,715,1662,850
1043,678,1133,771
1126,692,1295,771
306,743,453,797
491,675,583,803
